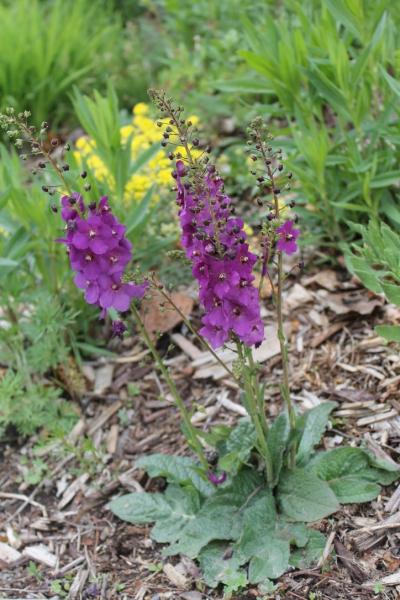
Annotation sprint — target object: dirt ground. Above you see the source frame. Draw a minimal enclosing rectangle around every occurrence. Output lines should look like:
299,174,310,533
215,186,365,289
1,265,400,600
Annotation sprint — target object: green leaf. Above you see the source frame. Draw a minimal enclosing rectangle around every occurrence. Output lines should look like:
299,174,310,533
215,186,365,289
198,542,246,589
247,537,290,583
344,254,382,294
219,419,257,475
278,469,340,522
290,529,327,569
125,185,154,236
375,325,400,343
213,78,273,94
135,453,214,497
164,469,263,558
109,492,172,524
370,171,400,189
296,402,337,466
267,413,290,486
310,447,399,502
380,66,400,98
109,485,201,544
381,283,400,306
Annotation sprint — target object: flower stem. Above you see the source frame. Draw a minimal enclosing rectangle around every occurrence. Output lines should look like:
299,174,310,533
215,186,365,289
254,126,297,468
131,303,208,470
236,342,273,484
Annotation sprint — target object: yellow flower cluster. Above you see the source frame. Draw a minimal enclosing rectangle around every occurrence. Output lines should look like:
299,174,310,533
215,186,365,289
73,103,200,205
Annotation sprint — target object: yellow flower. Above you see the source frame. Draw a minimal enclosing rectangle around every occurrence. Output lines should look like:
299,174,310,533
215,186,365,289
133,102,149,116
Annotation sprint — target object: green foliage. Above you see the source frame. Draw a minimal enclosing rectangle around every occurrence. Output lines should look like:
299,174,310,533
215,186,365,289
0,291,78,437
232,1,400,241
345,220,400,343
0,0,120,125
110,405,400,593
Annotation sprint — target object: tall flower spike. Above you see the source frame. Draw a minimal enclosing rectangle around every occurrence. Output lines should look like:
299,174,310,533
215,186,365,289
58,195,147,317
175,161,264,349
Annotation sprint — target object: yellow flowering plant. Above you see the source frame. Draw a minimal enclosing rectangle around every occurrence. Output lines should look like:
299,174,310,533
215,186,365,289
71,86,200,265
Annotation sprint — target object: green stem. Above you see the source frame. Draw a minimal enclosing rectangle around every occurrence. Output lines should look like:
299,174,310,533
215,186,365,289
237,343,273,484
131,303,208,470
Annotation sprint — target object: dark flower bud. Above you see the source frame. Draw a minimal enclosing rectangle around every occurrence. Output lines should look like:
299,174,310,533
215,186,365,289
161,140,167,147
278,164,283,171
193,138,199,147
298,261,305,270
80,171,87,179
50,204,58,213
288,172,293,179
257,198,263,206
51,138,58,146
257,176,264,183
168,152,174,160
289,200,296,208
84,183,91,191
41,185,49,193
38,161,46,169
267,213,275,221
62,164,69,171
41,121,49,129
273,188,280,195
163,132,169,139
88,201,96,210
64,143,70,151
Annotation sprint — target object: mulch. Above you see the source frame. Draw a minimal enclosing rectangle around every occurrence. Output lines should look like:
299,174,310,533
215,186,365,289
1,265,400,599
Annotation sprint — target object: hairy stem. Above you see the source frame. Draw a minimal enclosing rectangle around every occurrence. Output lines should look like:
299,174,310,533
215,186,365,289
237,343,273,484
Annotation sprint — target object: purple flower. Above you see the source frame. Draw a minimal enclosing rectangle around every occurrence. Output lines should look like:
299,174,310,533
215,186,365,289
57,195,147,316
175,161,264,349
111,320,127,338
207,470,227,485
276,220,300,255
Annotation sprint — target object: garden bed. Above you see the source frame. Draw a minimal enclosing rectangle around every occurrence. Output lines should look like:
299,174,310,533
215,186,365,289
1,266,400,599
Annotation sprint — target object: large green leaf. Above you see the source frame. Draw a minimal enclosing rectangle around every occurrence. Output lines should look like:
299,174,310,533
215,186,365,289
109,485,201,544
135,453,214,497
164,469,263,558
247,538,290,583
278,469,339,522
309,447,399,503
296,402,337,466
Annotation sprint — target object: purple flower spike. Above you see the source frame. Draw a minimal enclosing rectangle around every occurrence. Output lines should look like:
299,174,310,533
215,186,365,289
175,161,264,350
111,320,127,338
276,220,300,255
207,470,227,486
57,194,147,316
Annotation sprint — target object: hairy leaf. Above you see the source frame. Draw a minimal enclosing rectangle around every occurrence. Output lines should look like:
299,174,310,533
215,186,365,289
290,529,326,569
135,453,214,497
198,542,246,589
296,402,337,466
278,469,339,522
